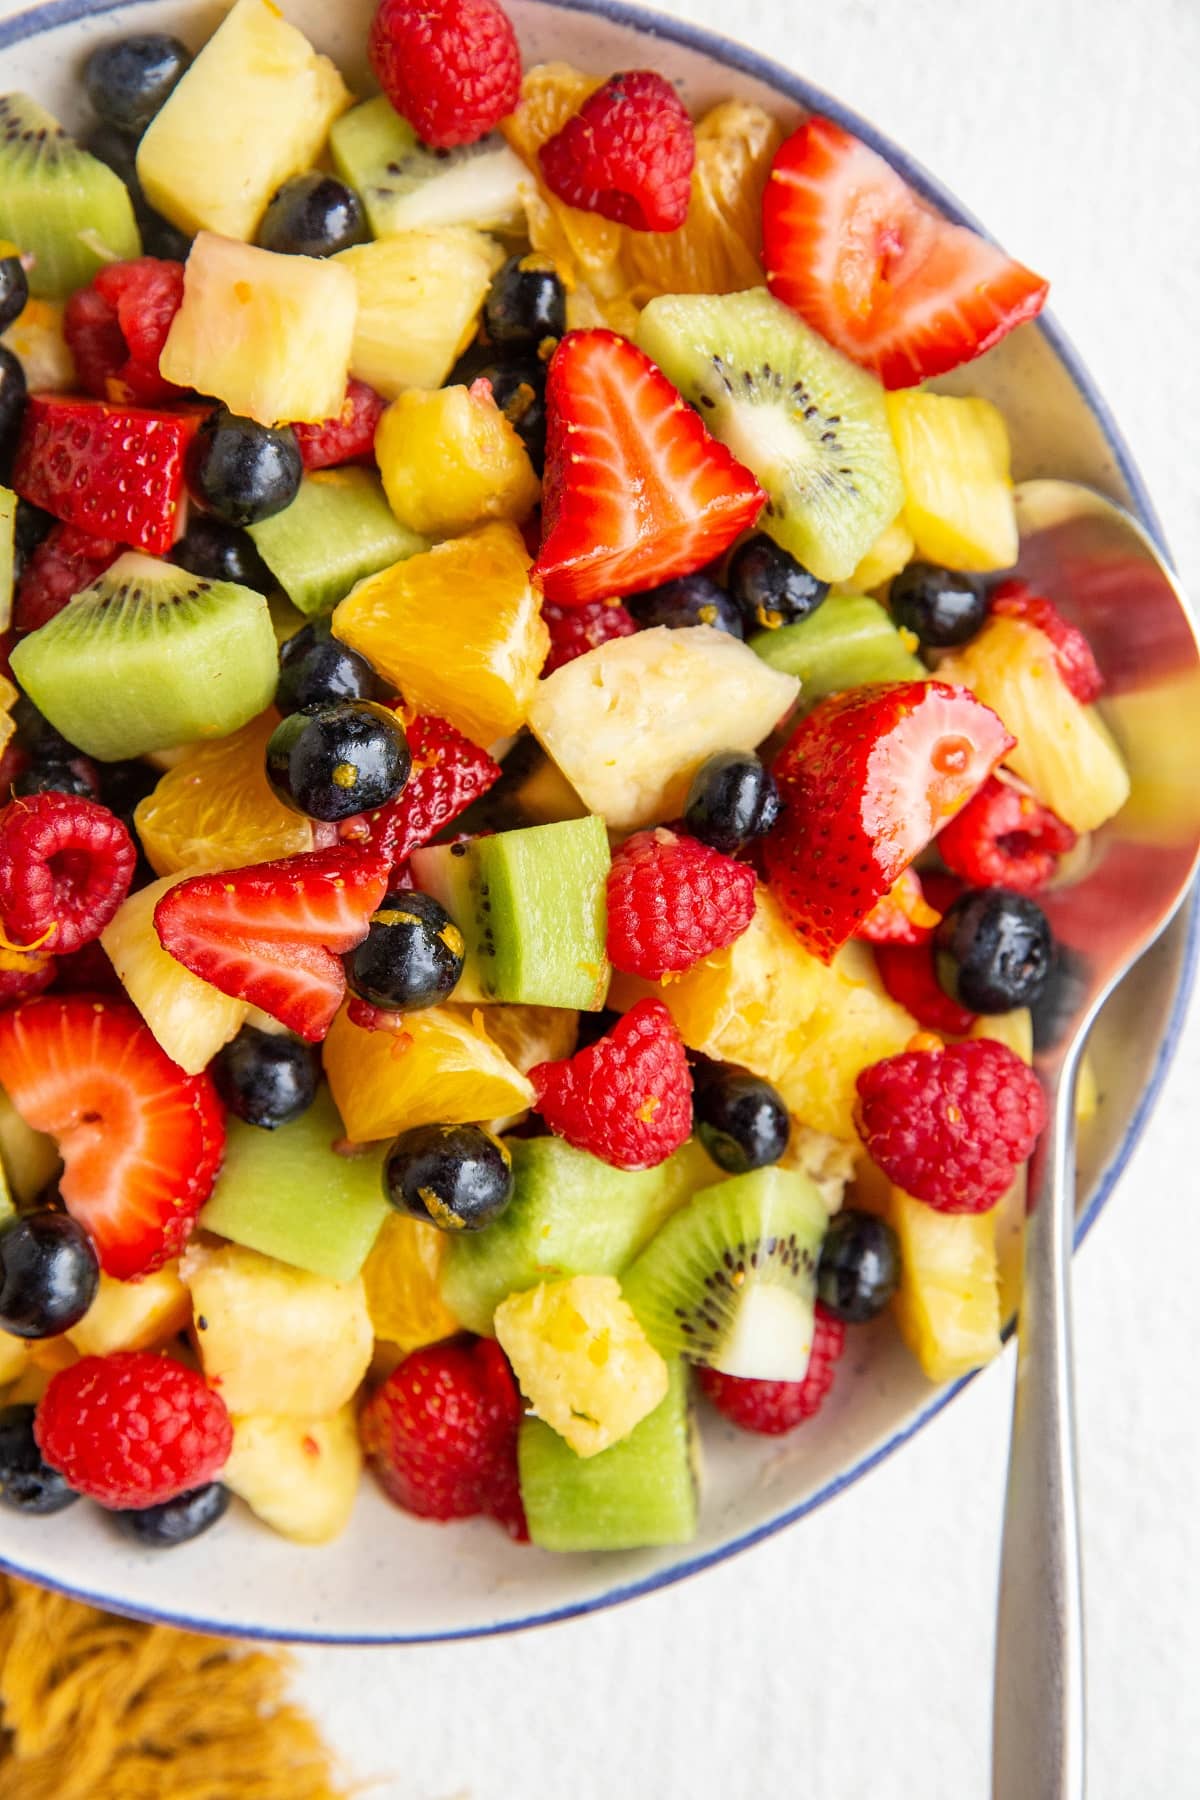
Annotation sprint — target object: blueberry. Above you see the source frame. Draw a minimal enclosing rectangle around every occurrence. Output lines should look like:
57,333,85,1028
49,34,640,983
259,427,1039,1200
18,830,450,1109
817,1210,900,1323
84,33,191,135
475,358,547,473
277,621,381,715
346,890,465,1013
0,1404,79,1515
256,173,367,259
889,562,987,649
626,574,744,638
0,1212,100,1339
213,1025,321,1130
11,696,75,761
0,252,28,334
266,700,410,823
99,757,161,826
112,1481,231,1548
11,755,101,800
187,410,303,528
727,534,828,632
693,1061,790,1174
934,888,1053,1013
171,514,274,592
684,751,781,855
14,499,54,563
383,1123,513,1231
84,119,141,185
137,205,192,263
0,343,27,475
484,254,566,349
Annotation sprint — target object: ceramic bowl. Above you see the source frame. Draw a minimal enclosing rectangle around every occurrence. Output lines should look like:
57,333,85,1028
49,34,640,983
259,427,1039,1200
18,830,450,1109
0,0,1191,1645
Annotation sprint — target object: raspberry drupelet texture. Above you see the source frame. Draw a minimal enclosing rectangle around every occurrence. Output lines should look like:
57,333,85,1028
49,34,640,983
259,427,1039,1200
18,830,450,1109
606,827,757,979
541,599,637,676
291,380,387,472
15,522,123,635
368,0,523,149
990,579,1104,704
64,258,186,406
530,998,693,1170
539,70,696,232
0,792,136,954
697,1308,847,1433
35,1352,233,1508
938,775,1077,895
855,1037,1047,1212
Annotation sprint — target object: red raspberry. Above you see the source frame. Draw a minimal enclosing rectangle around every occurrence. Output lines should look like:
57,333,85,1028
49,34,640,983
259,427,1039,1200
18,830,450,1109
530,997,692,1170
336,714,501,868
360,1336,526,1539
368,0,522,150
697,1308,846,1434
874,938,977,1037
50,938,122,996
0,793,136,955
291,380,387,471
35,1352,233,1508
0,947,55,1008
856,1038,1047,1213
539,71,696,232
853,867,941,946
938,775,1077,894
542,599,637,676
64,258,186,406
607,828,757,979
15,522,123,634
990,579,1103,703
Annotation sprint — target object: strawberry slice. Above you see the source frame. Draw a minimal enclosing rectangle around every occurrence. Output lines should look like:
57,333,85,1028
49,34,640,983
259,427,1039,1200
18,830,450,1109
989,579,1103,703
154,846,391,1041
12,396,199,556
764,681,1014,960
532,330,765,607
0,997,225,1279
763,117,1049,389
336,714,501,867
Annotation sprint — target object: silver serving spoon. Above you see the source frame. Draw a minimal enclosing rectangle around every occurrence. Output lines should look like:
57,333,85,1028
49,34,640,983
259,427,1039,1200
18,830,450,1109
992,481,1200,1799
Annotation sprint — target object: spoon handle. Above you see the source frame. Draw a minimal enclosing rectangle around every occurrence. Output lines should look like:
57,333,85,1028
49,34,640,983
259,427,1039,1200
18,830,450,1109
993,1061,1086,1800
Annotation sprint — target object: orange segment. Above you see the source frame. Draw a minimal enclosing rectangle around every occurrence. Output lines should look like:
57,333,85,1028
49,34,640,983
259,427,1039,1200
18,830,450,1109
323,1003,534,1144
362,1214,460,1353
134,711,314,876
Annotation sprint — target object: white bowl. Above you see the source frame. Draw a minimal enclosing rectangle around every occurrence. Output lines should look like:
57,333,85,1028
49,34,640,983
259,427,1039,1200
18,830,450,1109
0,0,1191,1644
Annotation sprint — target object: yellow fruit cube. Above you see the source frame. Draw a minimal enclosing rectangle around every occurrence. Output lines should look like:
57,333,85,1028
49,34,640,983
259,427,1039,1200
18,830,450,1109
134,712,314,876
0,1331,28,1387
336,230,504,399
834,514,916,595
376,384,540,539
1,299,75,392
888,1185,1002,1383
180,1241,372,1419
67,1264,191,1358
333,522,548,748
137,0,350,241
495,1275,669,1457
323,1003,534,1145
363,1214,460,1353
0,1089,58,1205
161,233,357,426
887,391,1018,572
224,1406,361,1544
102,874,248,1074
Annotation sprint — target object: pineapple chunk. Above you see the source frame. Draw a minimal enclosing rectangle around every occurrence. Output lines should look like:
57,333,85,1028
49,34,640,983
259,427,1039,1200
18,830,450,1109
224,1406,361,1544
451,1003,580,1075
888,1185,1002,1383
529,627,799,833
938,616,1130,832
834,513,915,595
610,889,916,1140
102,873,248,1074
336,231,504,398
778,1123,858,1213
0,1088,58,1205
180,1241,372,1419
887,391,1018,572
160,234,358,426
323,1002,534,1144
362,1214,460,1353
333,523,548,747
68,1264,191,1358
375,384,540,538
1,299,75,391
137,0,351,241
495,1275,669,1457
0,1332,28,1388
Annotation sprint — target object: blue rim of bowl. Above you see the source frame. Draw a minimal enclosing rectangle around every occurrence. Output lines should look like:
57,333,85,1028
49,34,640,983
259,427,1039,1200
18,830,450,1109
0,0,1193,1646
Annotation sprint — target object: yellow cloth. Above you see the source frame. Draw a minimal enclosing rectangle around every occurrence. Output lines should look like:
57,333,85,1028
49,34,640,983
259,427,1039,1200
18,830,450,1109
0,1575,346,1799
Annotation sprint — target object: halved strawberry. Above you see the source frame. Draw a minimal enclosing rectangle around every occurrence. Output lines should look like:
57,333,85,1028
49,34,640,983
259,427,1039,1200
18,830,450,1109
0,997,224,1279
532,330,765,607
989,579,1103,703
764,681,1014,960
154,846,391,1041
336,714,501,868
873,938,978,1038
763,117,1049,389
853,866,941,946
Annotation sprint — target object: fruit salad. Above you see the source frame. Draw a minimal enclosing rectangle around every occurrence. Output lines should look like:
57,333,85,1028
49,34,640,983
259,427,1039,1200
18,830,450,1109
0,0,1127,1557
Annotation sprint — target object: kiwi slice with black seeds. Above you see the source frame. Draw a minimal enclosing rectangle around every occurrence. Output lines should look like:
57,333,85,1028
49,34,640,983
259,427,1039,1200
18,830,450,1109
0,94,141,299
11,552,278,761
330,95,526,237
637,287,904,585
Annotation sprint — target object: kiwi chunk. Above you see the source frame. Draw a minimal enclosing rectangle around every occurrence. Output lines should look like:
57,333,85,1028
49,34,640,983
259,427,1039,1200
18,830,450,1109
622,1166,827,1380
248,470,427,619
0,95,140,299
637,288,903,585
519,1359,698,1552
411,815,611,1011
440,1136,720,1335
331,96,526,237
751,593,924,703
11,552,278,761
0,484,14,633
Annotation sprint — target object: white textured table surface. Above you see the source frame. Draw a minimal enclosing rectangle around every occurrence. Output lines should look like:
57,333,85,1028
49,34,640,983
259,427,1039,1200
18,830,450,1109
290,2,1200,1795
